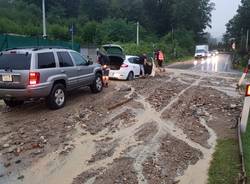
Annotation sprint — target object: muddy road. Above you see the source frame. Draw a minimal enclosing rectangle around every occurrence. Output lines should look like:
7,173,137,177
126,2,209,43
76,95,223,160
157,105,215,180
0,55,242,184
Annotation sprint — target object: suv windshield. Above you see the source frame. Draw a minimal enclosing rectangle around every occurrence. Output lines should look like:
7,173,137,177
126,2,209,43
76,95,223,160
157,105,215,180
0,53,31,70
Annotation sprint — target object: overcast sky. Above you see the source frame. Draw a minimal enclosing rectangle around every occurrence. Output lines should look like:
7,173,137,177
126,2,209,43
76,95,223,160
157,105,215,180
207,0,241,39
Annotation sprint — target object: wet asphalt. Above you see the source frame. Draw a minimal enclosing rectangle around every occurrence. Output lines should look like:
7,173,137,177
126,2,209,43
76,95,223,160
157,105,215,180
167,54,237,73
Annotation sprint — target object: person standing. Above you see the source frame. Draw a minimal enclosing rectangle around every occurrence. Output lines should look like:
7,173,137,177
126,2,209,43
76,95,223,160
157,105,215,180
157,50,164,67
97,50,110,87
139,54,147,77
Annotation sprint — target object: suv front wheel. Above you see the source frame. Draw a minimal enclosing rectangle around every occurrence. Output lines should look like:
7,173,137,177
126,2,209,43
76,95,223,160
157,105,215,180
46,83,66,110
90,74,103,93
4,99,24,107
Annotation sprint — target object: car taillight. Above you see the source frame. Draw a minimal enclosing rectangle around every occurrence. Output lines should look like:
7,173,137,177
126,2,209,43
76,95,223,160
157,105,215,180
246,84,250,97
29,72,40,85
121,64,128,68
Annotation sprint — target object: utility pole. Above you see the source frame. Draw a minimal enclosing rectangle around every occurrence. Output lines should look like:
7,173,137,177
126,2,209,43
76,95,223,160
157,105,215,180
137,22,139,46
240,28,244,50
246,29,249,52
42,0,47,38
171,25,176,58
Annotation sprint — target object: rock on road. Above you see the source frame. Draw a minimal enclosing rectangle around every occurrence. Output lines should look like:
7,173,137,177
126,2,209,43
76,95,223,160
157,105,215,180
0,54,242,184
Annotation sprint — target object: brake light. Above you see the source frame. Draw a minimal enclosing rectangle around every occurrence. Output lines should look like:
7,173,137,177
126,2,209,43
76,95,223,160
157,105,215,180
246,84,250,97
121,64,128,68
29,72,40,85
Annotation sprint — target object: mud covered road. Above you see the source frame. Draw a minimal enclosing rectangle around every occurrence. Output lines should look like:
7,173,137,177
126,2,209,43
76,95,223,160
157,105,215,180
0,55,243,184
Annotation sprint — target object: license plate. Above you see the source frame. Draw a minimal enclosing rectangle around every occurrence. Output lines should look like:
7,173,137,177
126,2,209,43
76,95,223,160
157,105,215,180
2,75,13,82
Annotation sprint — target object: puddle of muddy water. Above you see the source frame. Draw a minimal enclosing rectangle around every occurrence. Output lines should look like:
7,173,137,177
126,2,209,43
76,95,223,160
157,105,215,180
176,117,217,184
4,136,96,184
12,106,142,184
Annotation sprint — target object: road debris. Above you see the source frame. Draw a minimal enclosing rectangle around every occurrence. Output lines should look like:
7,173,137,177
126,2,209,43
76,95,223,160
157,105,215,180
0,68,242,184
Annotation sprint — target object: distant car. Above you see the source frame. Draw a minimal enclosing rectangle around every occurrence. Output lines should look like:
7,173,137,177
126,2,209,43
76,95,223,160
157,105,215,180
0,47,103,109
109,55,141,80
211,50,219,56
207,51,212,57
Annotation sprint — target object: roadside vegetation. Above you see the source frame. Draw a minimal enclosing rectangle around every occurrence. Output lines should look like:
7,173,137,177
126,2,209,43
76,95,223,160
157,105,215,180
0,0,215,61
224,0,250,69
208,139,241,184
242,121,250,183
232,51,248,71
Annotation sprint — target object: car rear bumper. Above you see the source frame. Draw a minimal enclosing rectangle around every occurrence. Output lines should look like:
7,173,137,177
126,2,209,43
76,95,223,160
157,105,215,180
0,84,52,100
109,70,128,80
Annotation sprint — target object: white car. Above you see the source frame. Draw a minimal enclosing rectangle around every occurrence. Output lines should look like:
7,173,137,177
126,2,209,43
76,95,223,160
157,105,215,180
109,55,141,80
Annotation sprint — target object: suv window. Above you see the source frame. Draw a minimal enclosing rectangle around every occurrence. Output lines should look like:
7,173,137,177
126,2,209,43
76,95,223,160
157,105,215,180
70,52,88,66
57,52,74,67
0,53,31,70
38,52,56,69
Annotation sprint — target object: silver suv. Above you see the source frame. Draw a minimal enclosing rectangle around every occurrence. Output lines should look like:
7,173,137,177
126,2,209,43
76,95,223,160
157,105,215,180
0,47,103,109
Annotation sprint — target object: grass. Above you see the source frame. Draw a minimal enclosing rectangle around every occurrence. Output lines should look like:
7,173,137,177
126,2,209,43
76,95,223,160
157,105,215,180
169,56,193,63
242,123,250,183
208,139,241,184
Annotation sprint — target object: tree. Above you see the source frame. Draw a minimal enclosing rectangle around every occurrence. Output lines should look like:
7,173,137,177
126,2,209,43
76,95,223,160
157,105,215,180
0,0,214,47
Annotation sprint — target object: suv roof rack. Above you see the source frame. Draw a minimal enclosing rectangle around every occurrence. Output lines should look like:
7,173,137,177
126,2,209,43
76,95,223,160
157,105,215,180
32,46,70,51
4,46,70,51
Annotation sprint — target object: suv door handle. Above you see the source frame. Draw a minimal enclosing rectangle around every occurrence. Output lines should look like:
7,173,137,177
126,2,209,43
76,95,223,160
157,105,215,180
61,70,65,73
77,68,82,71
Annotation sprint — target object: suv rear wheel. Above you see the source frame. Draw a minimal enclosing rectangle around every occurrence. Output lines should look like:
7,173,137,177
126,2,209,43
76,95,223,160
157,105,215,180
46,83,66,110
4,99,24,107
90,74,103,93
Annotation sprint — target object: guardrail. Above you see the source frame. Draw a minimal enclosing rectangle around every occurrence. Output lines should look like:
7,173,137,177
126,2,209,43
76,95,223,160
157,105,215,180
238,117,247,184
238,85,250,183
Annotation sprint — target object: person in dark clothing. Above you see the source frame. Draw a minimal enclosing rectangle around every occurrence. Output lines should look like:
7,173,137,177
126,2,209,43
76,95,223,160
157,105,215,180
144,59,153,75
97,50,110,87
139,54,147,77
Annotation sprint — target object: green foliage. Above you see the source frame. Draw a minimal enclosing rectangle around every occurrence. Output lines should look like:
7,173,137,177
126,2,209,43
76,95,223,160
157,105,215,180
80,21,100,44
225,0,250,52
208,139,241,184
0,0,214,44
0,0,213,60
48,24,69,40
121,29,195,62
99,19,135,43
232,52,248,71
121,43,154,57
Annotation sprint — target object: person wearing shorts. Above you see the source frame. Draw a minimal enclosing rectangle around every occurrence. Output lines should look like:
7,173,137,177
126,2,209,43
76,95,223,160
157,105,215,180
97,50,110,87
